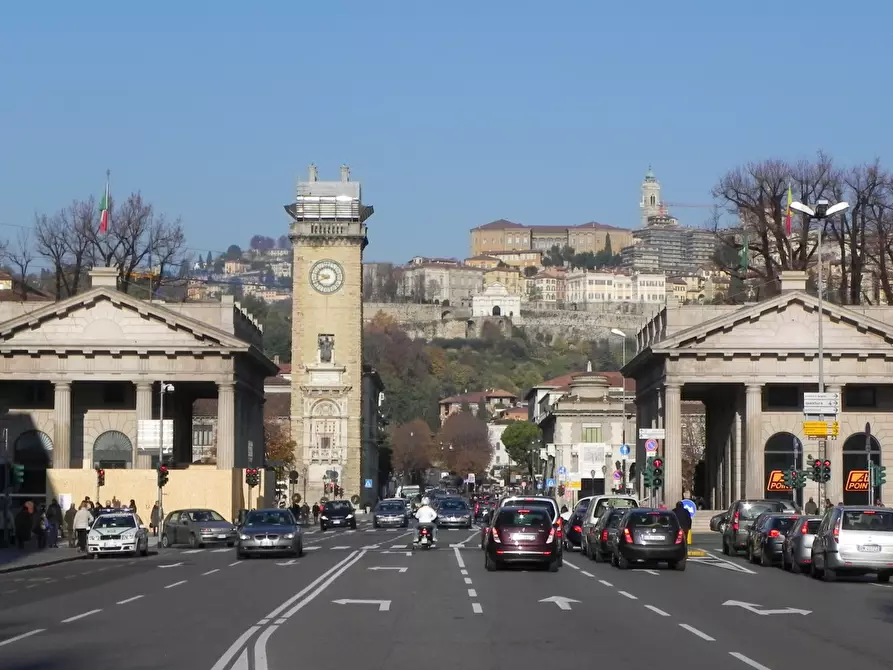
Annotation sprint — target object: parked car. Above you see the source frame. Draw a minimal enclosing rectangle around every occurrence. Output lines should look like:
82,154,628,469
781,516,821,573
160,508,237,549
811,506,893,582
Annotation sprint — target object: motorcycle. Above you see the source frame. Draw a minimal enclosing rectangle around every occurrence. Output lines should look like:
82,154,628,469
414,525,435,550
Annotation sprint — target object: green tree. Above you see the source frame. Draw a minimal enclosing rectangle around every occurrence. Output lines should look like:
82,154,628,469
205,251,212,268
476,398,491,422
500,421,543,477
523,266,538,278
225,244,242,260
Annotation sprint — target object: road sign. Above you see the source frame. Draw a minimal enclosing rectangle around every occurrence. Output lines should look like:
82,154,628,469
639,428,666,440
364,479,373,489
803,392,840,415
681,499,697,518
803,421,838,438
645,439,658,453
536,481,543,490
546,478,555,488
557,466,567,475
612,470,622,481
619,444,630,457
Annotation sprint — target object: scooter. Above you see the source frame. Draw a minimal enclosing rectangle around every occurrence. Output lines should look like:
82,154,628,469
413,525,435,550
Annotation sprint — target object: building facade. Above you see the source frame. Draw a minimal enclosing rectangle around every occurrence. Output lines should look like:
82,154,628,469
470,220,633,258
565,272,666,305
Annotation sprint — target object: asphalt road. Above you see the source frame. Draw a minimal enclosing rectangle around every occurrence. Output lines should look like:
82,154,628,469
0,522,891,670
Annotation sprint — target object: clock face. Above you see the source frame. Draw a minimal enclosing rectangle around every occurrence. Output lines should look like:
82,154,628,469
309,260,345,294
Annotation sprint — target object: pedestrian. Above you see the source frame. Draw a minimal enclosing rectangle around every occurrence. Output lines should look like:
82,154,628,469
673,501,692,539
312,503,320,523
33,504,48,550
65,503,77,547
804,497,818,515
128,499,137,513
877,499,885,507
824,498,833,511
14,504,32,550
150,503,160,537
301,502,310,523
73,503,94,553
46,498,62,548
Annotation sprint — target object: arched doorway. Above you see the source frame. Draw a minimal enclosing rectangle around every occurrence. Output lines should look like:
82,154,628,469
492,305,501,316
764,432,803,507
93,431,133,469
842,432,881,506
14,430,53,466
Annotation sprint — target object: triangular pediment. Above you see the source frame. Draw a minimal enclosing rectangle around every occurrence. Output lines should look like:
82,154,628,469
655,291,893,353
0,288,249,351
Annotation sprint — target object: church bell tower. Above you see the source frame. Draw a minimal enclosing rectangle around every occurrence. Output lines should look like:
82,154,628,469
284,164,373,503
640,166,662,227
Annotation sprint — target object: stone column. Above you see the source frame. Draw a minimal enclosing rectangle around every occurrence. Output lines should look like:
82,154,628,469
134,382,153,469
663,382,683,505
53,382,71,469
825,385,844,503
216,381,235,469
745,383,764,498
732,389,743,500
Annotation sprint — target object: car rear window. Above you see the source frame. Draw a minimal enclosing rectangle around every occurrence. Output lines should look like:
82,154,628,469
377,503,404,513
593,498,637,518
324,501,352,513
508,499,555,515
842,510,893,532
738,502,784,520
496,509,551,528
769,516,798,532
805,520,821,534
606,510,626,528
439,500,468,511
626,511,679,530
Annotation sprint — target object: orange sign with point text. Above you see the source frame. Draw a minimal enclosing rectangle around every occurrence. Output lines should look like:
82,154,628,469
766,470,792,492
845,470,870,492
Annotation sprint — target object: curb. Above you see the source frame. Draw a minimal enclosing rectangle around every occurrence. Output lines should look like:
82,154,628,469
0,553,85,574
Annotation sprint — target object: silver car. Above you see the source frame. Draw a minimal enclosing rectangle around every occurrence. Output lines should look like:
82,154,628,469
236,509,304,559
781,516,820,573
811,506,893,582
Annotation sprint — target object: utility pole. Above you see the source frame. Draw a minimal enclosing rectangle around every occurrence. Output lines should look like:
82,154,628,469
158,382,174,539
867,422,874,507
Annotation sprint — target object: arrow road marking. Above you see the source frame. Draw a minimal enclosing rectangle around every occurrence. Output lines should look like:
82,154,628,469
332,599,391,611
368,567,408,572
361,545,380,550
539,596,579,611
276,560,297,566
723,600,811,616
158,563,183,568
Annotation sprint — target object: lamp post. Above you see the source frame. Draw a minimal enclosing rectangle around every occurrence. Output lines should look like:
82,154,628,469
158,382,174,538
610,328,627,367
790,198,849,499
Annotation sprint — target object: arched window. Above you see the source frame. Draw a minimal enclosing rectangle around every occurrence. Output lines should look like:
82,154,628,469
841,432,882,505
93,430,133,469
14,430,53,467
764,432,803,507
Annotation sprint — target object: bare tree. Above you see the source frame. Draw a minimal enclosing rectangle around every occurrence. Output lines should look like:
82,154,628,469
34,198,95,299
681,410,706,493
4,229,34,298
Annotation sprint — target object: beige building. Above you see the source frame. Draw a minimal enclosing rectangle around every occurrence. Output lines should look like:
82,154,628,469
470,220,633,258
483,267,522,295
464,255,502,270
624,270,893,511
531,269,566,303
487,250,543,270
565,271,666,305
400,262,484,306
439,389,518,424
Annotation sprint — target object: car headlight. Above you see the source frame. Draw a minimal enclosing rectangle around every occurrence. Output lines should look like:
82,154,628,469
346,514,354,519
320,515,328,520
284,533,295,539
239,534,251,541
121,530,137,539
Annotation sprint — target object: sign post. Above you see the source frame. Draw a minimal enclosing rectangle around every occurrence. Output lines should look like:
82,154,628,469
803,392,841,505
866,422,873,507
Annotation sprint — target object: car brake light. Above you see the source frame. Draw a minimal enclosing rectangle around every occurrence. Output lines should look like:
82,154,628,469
732,511,739,531
768,529,780,538
601,529,608,542
675,529,684,544
517,509,531,513
801,524,809,535
492,528,502,543
546,527,555,543
864,511,877,515
833,522,840,543
573,525,582,533
623,528,633,544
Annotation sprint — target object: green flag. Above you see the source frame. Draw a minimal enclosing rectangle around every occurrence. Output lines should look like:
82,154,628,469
739,232,749,273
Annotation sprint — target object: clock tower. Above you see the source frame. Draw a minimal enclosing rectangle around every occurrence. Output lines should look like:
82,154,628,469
285,163,373,503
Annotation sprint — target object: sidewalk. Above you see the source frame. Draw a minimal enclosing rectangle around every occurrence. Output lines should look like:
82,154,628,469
0,545,84,573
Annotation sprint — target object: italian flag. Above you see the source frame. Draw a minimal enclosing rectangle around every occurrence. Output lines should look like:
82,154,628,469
99,179,110,234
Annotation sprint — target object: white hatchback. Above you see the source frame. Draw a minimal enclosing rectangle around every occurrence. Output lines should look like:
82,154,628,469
88,512,150,558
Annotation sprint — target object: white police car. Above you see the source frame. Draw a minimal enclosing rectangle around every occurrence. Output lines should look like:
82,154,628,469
87,512,150,558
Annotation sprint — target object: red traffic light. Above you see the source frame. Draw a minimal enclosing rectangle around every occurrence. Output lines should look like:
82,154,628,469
98,469,105,476
823,460,831,467
814,460,822,467
159,465,168,473
652,458,663,469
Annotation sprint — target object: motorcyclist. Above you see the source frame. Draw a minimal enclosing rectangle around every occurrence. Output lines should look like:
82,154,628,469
414,497,438,545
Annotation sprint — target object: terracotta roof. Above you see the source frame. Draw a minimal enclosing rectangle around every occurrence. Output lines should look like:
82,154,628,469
575,221,630,232
467,255,500,261
499,406,529,420
193,394,291,420
531,370,636,396
473,219,525,231
265,376,290,386
440,389,518,405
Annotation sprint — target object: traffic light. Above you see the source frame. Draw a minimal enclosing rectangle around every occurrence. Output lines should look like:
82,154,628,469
782,469,794,488
288,470,299,484
874,465,887,487
643,458,654,488
795,470,808,488
11,463,24,486
156,465,168,488
558,485,566,497
245,468,259,488
96,468,106,487
652,457,664,488
822,459,832,483
812,459,822,481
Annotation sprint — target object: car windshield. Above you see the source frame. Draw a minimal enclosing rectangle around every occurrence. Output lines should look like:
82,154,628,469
842,510,893,532
439,500,468,511
188,510,226,522
496,508,550,528
626,511,678,530
244,511,294,526
377,503,404,513
94,515,136,529
325,502,352,513
739,502,784,520
593,498,637,518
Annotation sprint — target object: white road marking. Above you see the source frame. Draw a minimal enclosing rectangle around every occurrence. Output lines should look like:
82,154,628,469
390,544,407,549
257,619,270,625
472,602,483,614
229,561,241,566
212,548,229,553
460,569,468,575
264,552,363,620
303,546,321,551
165,580,187,589
281,552,366,619
563,559,580,570
202,569,220,576
0,629,45,647
253,624,279,670
183,549,204,554
331,546,350,550
274,618,286,625
581,570,594,577
387,528,398,532
598,580,613,587
361,545,380,550
467,588,477,597
617,590,637,600
210,626,260,670
638,569,660,575
645,605,670,616
464,577,473,585
62,609,102,623
679,624,715,641
453,547,466,569
870,583,893,589
365,529,376,533
729,652,772,670
117,595,144,605
346,530,355,534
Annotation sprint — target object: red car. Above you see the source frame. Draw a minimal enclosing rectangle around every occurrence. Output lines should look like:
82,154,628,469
484,506,560,572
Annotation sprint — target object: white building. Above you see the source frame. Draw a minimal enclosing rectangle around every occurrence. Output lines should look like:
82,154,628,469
270,261,292,279
472,282,521,317
487,423,517,473
400,262,484,305
565,271,665,305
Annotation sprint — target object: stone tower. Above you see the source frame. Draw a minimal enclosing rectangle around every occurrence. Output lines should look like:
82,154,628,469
284,164,373,503
640,166,662,227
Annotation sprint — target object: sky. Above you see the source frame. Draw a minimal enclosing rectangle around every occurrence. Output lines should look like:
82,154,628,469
2,1,891,268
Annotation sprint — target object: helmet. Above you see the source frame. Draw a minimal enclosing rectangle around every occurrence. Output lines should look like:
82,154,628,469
421,497,430,506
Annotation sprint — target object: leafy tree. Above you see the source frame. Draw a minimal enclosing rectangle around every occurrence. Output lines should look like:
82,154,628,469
225,244,243,261
523,266,538,278
250,235,276,251
476,398,491,422
277,234,290,249
459,400,472,414
206,251,213,268
390,419,434,478
437,411,492,476
264,420,296,471
500,421,543,477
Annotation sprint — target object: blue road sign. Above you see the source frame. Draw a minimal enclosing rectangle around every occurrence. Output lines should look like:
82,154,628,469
536,481,543,490
619,444,631,457
645,439,658,453
681,499,697,518
558,466,567,475
364,479,373,489
546,478,556,488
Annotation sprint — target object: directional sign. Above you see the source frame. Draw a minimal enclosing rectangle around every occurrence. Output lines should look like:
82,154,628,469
681,499,697,519
539,596,579,611
645,439,658,453
803,421,839,438
536,481,543,490
368,567,408,573
612,470,622,481
364,479,373,489
333,599,391,611
158,563,183,569
803,392,840,415
619,444,630,457
546,478,555,488
723,600,811,616
639,428,666,440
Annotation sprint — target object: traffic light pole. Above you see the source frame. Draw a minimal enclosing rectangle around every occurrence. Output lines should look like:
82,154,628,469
2,428,9,548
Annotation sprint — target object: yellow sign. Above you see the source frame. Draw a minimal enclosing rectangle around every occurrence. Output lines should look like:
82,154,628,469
845,470,870,492
566,481,581,490
803,421,839,438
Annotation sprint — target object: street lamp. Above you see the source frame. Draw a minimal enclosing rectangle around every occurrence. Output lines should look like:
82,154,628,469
610,328,627,367
158,382,174,538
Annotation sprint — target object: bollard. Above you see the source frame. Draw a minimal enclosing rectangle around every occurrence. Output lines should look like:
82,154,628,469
687,529,693,545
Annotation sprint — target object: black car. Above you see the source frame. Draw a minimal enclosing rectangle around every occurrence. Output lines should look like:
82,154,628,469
564,500,591,550
320,500,356,531
373,499,409,528
436,498,473,529
584,508,626,562
611,508,687,571
747,514,800,566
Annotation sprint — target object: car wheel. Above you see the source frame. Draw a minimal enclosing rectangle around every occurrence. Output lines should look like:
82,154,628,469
611,552,619,567
721,537,731,555
373,522,379,529
616,553,630,570
810,557,822,579
485,553,497,571
237,551,247,560
760,546,772,567
747,544,756,564
295,542,303,558
141,539,149,557
548,560,559,573
790,559,802,574
593,549,603,563
670,558,687,571
822,554,836,582
190,534,200,549
227,542,235,548
160,533,171,549
320,524,326,532
878,572,891,584
351,523,357,530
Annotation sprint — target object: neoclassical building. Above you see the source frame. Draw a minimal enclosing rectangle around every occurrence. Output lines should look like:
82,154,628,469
0,267,276,496
624,271,892,510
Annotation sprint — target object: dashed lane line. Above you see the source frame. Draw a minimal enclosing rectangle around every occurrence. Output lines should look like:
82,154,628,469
202,569,220,576
61,609,102,623
644,605,670,616
117,595,144,605
679,624,715,642
0,629,45,648
165,580,187,589
617,590,637,600
472,603,483,614
729,652,772,670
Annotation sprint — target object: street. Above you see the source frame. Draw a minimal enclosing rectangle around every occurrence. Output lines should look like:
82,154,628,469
1,522,892,670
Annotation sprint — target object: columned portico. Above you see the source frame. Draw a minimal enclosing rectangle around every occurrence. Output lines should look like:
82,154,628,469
824,384,844,502
663,382,683,504
53,381,71,469
135,382,153,468
216,381,236,469
744,383,763,498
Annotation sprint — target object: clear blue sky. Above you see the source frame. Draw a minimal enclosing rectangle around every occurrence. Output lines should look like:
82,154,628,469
2,1,890,266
